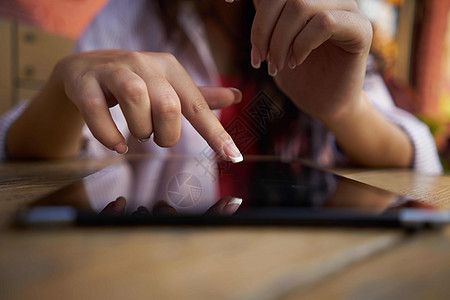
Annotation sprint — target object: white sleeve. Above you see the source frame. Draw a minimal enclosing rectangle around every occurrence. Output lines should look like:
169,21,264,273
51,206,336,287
0,101,29,161
363,60,443,175
75,0,164,53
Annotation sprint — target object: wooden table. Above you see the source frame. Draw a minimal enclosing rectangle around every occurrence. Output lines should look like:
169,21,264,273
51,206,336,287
1,157,450,300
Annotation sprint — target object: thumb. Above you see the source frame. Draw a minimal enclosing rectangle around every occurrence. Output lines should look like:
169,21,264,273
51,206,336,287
199,87,242,110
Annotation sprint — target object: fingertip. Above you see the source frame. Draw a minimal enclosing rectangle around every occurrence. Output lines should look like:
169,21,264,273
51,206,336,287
251,47,261,69
223,141,243,163
153,133,180,148
112,143,129,154
111,197,127,213
228,87,242,104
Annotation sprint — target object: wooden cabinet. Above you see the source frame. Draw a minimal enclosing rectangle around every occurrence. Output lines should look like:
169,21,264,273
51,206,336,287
0,18,13,115
0,18,74,114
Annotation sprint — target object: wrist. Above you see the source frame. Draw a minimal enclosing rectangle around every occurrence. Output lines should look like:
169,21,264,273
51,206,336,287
47,61,83,118
320,90,369,132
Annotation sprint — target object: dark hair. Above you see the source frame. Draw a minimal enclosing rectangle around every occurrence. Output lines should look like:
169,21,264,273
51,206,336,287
155,0,303,156
155,0,255,76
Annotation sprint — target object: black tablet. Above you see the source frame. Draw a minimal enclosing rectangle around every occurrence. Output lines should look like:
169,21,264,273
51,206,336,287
16,155,449,228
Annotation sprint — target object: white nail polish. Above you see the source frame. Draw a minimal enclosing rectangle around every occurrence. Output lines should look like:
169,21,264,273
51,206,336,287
228,153,243,163
251,48,261,69
288,61,297,70
252,59,261,70
223,141,243,163
227,197,243,206
268,60,278,77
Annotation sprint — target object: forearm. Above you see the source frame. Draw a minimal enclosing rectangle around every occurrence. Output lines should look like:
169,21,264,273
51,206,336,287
6,70,85,160
322,91,413,168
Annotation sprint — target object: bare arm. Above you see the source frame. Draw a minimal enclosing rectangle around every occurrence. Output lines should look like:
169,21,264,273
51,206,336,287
249,0,412,167
322,91,412,168
7,69,85,159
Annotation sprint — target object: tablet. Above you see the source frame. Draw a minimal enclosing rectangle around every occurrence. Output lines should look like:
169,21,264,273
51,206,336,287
15,155,450,228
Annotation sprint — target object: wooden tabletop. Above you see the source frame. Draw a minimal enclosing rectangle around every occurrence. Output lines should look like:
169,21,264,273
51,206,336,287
1,156,450,300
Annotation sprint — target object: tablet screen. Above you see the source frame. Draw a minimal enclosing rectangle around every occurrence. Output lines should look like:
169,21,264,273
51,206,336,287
21,155,437,227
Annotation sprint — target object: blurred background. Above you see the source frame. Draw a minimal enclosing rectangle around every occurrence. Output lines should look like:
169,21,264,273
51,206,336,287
0,0,449,170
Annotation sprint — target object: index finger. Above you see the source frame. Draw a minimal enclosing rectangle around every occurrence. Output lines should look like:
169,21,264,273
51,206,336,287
166,64,243,163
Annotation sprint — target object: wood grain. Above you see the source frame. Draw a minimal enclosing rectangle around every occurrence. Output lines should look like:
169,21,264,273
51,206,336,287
283,227,450,300
0,228,404,300
1,157,450,300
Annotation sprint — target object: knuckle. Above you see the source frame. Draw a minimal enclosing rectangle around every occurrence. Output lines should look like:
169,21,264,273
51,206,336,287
77,97,103,114
189,98,210,115
119,78,147,104
63,68,95,98
290,0,308,12
162,52,177,63
349,16,373,53
54,55,72,75
314,11,335,32
123,51,146,64
156,96,181,116
155,53,182,76
159,52,180,68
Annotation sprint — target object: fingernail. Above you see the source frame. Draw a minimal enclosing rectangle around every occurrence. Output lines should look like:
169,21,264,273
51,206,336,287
223,142,243,163
113,143,128,154
225,0,234,2
228,87,242,103
223,197,242,214
227,197,242,206
288,55,297,70
267,54,278,77
251,47,261,69
139,137,150,143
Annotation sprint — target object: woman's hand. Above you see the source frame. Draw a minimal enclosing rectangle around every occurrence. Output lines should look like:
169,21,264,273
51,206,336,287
247,1,412,168
250,0,372,124
54,50,243,161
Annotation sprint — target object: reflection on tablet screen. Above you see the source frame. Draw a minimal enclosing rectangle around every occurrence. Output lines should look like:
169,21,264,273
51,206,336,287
20,155,438,227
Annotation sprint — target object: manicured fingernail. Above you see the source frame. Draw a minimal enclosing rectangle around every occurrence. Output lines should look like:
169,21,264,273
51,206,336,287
267,54,278,77
268,61,278,76
223,197,243,214
251,47,261,69
288,55,297,70
223,142,243,163
228,87,242,103
113,143,128,154
139,137,150,143
227,197,242,206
